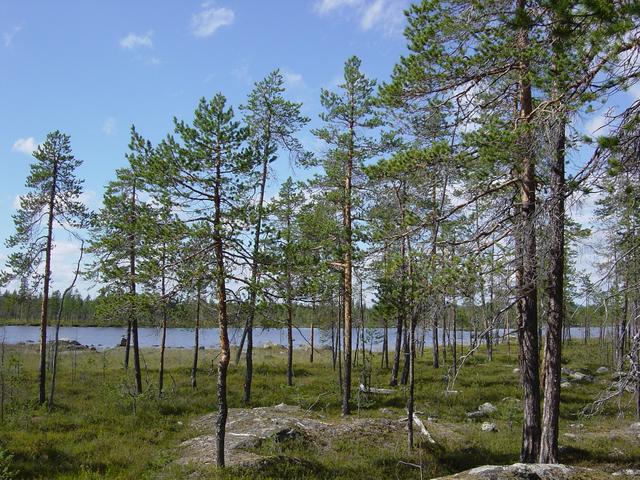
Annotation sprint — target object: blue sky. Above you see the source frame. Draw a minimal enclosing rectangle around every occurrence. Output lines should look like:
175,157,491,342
0,0,410,293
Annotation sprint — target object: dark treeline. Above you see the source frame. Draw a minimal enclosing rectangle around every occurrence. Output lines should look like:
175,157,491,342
0,288,606,332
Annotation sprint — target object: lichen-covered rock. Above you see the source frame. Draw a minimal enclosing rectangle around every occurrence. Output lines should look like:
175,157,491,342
467,403,497,418
569,371,594,383
432,463,610,479
480,422,496,432
612,469,640,476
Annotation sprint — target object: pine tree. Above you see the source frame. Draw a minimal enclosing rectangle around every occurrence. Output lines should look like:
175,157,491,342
2,130,88,405
263,178,305,386
155,93,251,467
237,69,309,404
313,55,385,416
88,126,155,394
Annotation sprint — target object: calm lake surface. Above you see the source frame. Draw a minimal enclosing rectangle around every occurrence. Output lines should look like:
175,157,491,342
0,325,605,351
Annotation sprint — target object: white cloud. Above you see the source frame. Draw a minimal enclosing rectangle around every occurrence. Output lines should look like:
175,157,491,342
119,31,153,49
314,0,407,34
584,114,609,137
102,117,117,135
282,69,304,89
191,3,234,38
12,137,37,155
627,82,640,101
231,60,251,84
314,0,361,14
3,25,22,48
360,0,385,30
12,194,22,210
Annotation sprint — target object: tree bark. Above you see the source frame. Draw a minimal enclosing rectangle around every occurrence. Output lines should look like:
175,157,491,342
191,285,201,389
539,117,565,464
433,316,440,368
342,120,354,415
38,156,58,405
515,0,541,463
214,149,230,468
241,135,271,405
130,180,143,395
159,243,168,395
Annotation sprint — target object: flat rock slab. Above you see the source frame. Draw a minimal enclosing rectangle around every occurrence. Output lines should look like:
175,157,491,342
432,463,611,480
178,403,404,468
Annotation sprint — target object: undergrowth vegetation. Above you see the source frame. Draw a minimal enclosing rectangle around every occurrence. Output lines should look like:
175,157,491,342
0,341,637,479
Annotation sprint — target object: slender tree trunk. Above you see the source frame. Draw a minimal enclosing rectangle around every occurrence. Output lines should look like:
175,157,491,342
130,181,142,395
310,300,315,364
342,129,354,415
38,157,59,405
407,309,417,450
286,220,294,386
382,320,389,368
337,294,343,394
331,318,336,371
433,316,440,368
515,0,541,462
159,244,168,395
191,285,201,389
539,116,566,464
214,152,230,468
401,318,410,385
442,297,448,365
390,299,405,385
241,140,271,405
452,293,458,376
124,320,132,369
360,279,366,367
49,242,83,410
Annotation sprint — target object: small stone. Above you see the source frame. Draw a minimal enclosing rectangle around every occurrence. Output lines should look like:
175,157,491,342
478,402,497,415
596,366,609,374
613,469,640,476
513,368,520,374
609,447,625,458
467,402,497,418
569,371,594,383
481,422,497,432
560,381,571,389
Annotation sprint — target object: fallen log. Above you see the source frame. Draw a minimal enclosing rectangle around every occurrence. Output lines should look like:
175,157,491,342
358,383,396,395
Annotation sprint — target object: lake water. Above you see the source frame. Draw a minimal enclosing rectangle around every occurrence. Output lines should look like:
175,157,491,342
0,325,606,351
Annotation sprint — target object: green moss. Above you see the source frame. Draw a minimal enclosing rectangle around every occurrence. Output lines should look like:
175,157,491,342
0,341,637,479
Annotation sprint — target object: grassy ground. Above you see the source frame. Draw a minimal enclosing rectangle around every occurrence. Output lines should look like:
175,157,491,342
0,340,637,479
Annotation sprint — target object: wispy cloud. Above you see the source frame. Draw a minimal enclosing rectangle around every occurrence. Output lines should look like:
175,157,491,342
119,31,153,49
102,117,117,136
314,0,361,15
313,0,407,35
3,25,22,48
231,60,251,84
191,2,234,38
12,194,23,210
282,69,305,89
12,137,37,155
